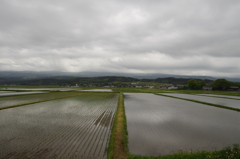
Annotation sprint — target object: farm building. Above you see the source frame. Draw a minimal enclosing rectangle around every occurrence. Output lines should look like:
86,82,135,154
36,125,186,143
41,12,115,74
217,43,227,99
203,86,212,90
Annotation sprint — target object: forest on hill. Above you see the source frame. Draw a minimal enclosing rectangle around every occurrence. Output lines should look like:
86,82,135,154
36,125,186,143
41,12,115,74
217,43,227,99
0,76,213,87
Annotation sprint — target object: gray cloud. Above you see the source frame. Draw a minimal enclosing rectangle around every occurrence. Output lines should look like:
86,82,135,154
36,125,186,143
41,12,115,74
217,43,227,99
1,0,240,77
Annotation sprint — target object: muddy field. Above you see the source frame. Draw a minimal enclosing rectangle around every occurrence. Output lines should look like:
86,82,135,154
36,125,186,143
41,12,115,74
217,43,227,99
0,93,118,158
160,93,240,109
124,93,240,156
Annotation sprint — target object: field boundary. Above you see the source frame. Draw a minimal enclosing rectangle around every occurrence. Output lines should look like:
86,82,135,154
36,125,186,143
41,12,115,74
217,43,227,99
156,93,240,112
197,94,240,100
108,92,128,159
0,93,85,110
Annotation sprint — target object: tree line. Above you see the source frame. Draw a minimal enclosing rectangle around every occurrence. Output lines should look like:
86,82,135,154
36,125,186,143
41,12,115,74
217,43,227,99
188,78,240,90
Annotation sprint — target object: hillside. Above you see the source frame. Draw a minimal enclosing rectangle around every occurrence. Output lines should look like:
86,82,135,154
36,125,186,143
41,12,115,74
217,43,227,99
0,75,213,86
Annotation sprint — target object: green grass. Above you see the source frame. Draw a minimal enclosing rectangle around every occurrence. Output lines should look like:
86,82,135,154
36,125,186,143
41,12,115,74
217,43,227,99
128,144,240,159
108,92,128,159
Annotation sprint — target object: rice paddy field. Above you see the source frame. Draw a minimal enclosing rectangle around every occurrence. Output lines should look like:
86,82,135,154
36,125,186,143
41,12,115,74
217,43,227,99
124,93,240,156
0,92,118,159
160,93,240,109
0,92,82,109
81,89,112,92
0,91,45,97
1,87,240,159
0,88,75,91
198,94,240,100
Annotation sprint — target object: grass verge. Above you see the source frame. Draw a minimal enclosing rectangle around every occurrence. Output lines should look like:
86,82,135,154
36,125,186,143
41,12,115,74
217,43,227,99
129,144,240,159
156,93,240,112
108,92,128,159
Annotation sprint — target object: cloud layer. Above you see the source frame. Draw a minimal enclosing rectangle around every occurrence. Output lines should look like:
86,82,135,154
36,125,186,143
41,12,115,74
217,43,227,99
1,0,240,77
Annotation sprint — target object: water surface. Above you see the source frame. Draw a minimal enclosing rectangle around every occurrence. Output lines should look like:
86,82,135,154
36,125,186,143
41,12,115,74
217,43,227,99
0,93,118,158
81,89,112,92
198,94,240,100
0,91,45,97
0,88,76,91
160,93,240,109
0,92,80,108
124,93,240,156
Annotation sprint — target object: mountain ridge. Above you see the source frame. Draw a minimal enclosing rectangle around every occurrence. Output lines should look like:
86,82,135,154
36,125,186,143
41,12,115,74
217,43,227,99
0,71,239,82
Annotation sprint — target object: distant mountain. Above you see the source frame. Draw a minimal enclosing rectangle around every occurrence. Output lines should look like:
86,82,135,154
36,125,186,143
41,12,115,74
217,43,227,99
0,76,213,86
0,71,239,83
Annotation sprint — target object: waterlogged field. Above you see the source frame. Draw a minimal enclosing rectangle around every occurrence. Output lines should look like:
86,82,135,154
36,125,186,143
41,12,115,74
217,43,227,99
0,88,77,91
0,91,45,97
0,92,81,109
198,94,240,100
161,93,240,109
0,93,118,158
81,89,112,92
124,93,240,156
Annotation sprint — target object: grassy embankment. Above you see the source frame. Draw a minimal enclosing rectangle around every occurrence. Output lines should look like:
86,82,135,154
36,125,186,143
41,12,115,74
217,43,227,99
109,90,240,159
128,144,240,159
108,92,128,159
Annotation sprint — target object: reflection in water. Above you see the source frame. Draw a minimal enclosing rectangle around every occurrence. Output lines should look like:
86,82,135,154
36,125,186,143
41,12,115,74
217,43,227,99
81,89,112,92
0,91,45,97
0,88,76,91
0,93,118,158
0,92,81,108
160,93,240,109
124,93,240,156
198,94,240,100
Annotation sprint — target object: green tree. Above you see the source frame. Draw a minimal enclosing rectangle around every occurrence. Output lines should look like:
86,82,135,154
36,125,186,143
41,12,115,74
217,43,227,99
188,79,196,89
195,81,206,89
188,79,206,89
212,79,231,90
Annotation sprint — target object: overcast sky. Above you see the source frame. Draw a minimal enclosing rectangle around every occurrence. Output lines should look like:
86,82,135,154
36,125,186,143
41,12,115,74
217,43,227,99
1,0,240,77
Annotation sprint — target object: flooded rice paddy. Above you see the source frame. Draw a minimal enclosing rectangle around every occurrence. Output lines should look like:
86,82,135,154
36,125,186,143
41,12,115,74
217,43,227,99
81,89,112,92
0,88,76,91
198,94,240,100
0,92,81,109
124,93,240,156
160,93,240,109
0,93,118,158
0,91,45,97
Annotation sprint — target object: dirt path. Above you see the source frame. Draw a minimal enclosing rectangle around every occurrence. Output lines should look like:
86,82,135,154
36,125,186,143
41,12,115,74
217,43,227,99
112,93,128,159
